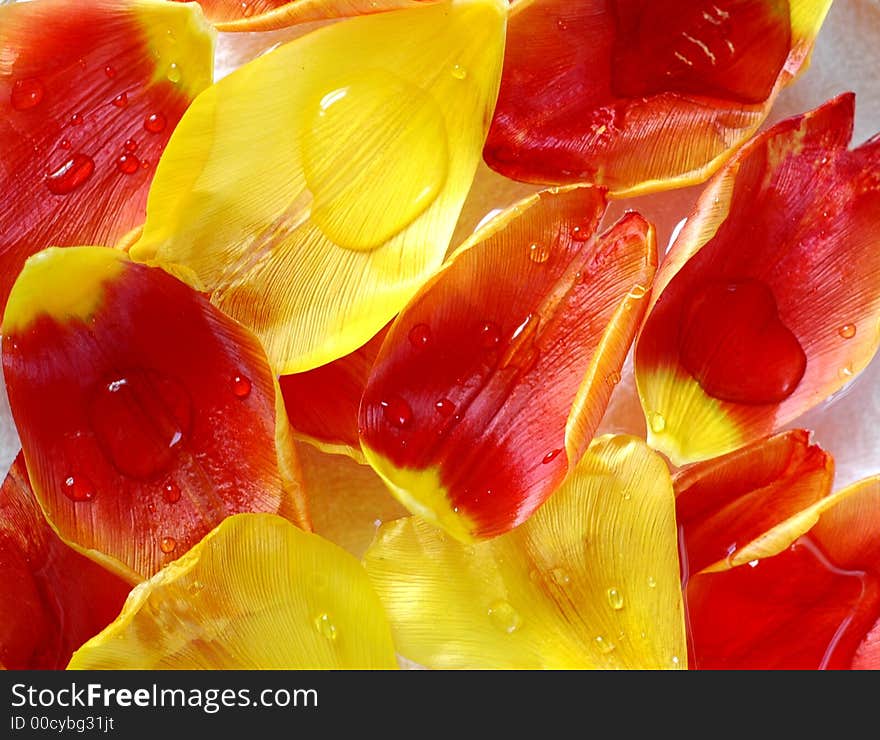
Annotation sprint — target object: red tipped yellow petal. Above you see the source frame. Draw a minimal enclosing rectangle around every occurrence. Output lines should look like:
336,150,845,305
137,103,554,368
0,453,130,669
2,247,308,582
130,0,507,374
686,475,880,669
635,93,880,465
280,324,389,462
364,435,685,669
484,0,831,195
675,430,834,575
0,0,214,312
68,513,398,669
360,186,656,540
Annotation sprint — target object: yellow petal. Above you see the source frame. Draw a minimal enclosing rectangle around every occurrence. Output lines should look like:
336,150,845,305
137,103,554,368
364,434,685,669
68,513,398,669
130,0,508,374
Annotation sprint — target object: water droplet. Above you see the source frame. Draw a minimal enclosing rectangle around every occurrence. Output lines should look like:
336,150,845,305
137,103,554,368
160,536,176,554
45,153,94,195
479,321,501,349
166,63,181,84
408,323,431,349
116,153,140,175
314,612,337,641
839,365,854,379
839,324,856,340
62,474,95,502
104,65,116,79
434,398,455,417
381,396,412,428
556,17,568,31
570,224,591,241
649,411,666,434
144,112,166,133
542,448,562,464
162,479,181,503
594,635,616,654
231,374,252,399
528,242,551,264
59,138,71,150
124,138,138,152
240,1,254,16
70,112,84,126
550,567,570,585
606,370,621,385
187,580,205,594
628,283,649,299
10,78,45,111
647,575,657,589
607,587,624,610
141,159,151,170
450,64,467,80
88,368,193,479
487,600,522,634
671,655,681,666
111,92,128,108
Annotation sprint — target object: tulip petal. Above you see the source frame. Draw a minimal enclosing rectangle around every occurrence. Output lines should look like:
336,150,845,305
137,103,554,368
483,0,831,194
279,324,389,462
2,247,308,582
130,0,508,374
635,93,880,465
68,513,398,669
364,434,685,669
0,0,214,312
359,186,656,540
0,453,130,669
686,475,880,669
675,430,834,575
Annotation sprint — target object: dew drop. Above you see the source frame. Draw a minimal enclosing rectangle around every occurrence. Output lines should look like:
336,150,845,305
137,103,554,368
314,612,338,641
839,324,856,340
556,17,568,31
116,153,140,175
111,92,128,108
550,567,570,585
231,373,252,399
381,396,412,428
594,635,616,654
434,398,455,417
408,323,431,349
671,655,681,666
628,283,649,299
104,65,116,78
839,365,854,379
607,587,625,610
45,153,95,195
70,112,84,126
528,242,551,264
166,63,181,84
124,138,138,152
162,479,181,503
59,138,71,150
487,600,522,634
606,370,621,386
10,78,45,111
62,474,95,502
187,580,205,595
542,448,562,464
160,536,176,554
450,64,467,80
647,575,657,589
240,1,254,16
479,321,501,349
144,112,167,133
649,411,666,434
570,224,591,241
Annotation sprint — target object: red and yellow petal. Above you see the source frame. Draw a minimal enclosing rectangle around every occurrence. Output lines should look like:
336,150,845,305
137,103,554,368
130,0,508,374
685,475,880,669
0,453,130,669
2,247,308,582
675,430,834,576
0,0,214,312
68,513,398,669
483,0,831,195
635,93,880,465
279,324,389,462
181,0,440,32
359,186,656,541
364,435,685,669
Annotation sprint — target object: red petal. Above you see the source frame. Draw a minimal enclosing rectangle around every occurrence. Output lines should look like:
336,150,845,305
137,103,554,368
0,0,213,311
0,453,130,669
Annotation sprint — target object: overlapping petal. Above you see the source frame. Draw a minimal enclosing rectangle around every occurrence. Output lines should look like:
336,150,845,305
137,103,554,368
359,186,656,541
0,453,130,669
364,435,685,669
130,0,508,374
2,247,308,582
0,0,214,311
68,513,398,669
483,0,831,194
635,93,880,465
685,475,880,669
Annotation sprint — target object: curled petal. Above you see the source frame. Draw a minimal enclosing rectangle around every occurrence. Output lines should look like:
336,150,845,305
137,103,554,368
635,93,880,464
364,435,685,669
484,0,831,194
2,247,308,582
0,0,214,312
359,186,656,540
0,453,130,669
68,513,398,669
130,0,508,374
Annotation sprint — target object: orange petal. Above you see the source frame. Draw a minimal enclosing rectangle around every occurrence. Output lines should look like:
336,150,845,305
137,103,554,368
675,430,834,576
2,247,308,582
280,324,389,462
359,186,657,540
484,0,831,194
685,475,880,669
0,453,130,669
635,93,880,465
0,0,214,312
